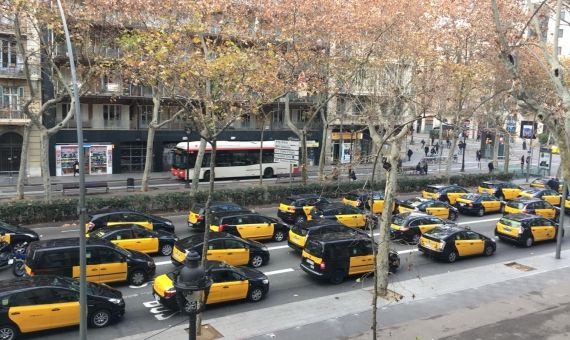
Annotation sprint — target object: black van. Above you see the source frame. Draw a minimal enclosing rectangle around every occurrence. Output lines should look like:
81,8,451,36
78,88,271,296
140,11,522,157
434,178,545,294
300,231,400,284
25,238,155,286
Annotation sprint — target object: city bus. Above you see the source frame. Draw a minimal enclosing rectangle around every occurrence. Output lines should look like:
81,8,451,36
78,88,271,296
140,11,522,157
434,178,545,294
171,141,294,181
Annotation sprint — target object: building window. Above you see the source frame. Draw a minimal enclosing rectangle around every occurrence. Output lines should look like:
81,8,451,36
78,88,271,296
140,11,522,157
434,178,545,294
562,11,566,20
140,105,152,128
0,86,24,111
240,114,251,128
0,39,18,69
120,142,146,172
272,110,284,127
558,46,563,55
559,29,564,38
103,105,122,128
102,74,121,92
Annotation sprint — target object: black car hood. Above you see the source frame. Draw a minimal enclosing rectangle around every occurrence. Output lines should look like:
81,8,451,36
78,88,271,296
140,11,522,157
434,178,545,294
238,267,267,280
88,282,122,299
14,226,39,239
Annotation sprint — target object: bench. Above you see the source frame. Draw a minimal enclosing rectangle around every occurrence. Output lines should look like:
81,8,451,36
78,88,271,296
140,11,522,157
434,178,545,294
398,165,418,175
62,181,109,195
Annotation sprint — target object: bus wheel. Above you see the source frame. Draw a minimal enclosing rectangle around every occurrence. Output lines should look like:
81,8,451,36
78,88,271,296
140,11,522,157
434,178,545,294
203,171,211,182
263,167,274,178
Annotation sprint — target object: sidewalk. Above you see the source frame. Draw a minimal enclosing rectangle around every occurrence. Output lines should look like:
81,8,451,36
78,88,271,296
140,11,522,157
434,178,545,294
117,250,570,340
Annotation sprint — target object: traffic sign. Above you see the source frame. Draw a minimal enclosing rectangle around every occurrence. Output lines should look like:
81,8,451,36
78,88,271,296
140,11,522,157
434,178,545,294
274,140,299,164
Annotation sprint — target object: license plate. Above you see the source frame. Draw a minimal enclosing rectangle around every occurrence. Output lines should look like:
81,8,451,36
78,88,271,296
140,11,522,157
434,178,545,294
503,227,511,232
7,259,13,265
459,203,465,207
306,259,314,266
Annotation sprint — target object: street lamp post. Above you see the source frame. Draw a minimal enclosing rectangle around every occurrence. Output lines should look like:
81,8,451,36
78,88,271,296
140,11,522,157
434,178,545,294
174,251,212,340
184,125,192,188
460,132,466,172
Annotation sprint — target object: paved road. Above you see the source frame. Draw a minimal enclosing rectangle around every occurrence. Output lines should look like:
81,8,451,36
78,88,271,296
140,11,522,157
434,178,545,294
10,198,569,340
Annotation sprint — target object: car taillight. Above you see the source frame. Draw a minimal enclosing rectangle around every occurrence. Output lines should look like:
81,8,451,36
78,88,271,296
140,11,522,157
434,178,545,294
197,215,204,221
219,224,228,232
319,262,326,270
399,227,409,231
164,288,176,298
87,222,95,231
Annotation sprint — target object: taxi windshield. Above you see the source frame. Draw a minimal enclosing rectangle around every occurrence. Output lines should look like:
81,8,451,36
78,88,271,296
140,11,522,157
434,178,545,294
425,227,453,239
461,193,480,201
500,218,522,228
480,183,495,189
392,214,407,225
424,186,440,193
507,201,525,209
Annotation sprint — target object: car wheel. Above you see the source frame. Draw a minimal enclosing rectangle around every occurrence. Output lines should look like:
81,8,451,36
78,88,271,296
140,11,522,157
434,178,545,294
183,300,199,314
273,230,285,242
159,243,173,256
11,242,27,255
89,309,111,328
447,250,458,263
203,171,211,182
411,233,421,244
129,270,147,286
524,236,534,248
329,270,344,284
477,208,485,217
295,215,306,224
0,324,18,340
263,167,274,178
249,254,264,268
248,287,265,302
11,260,25,277
484,245,495,256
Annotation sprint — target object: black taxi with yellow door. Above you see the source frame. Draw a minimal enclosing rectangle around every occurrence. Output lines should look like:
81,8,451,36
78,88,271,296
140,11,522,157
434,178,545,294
287,219,368,252
209,212,289,242
422,184,469,205
277,194,331,224
300,231,400,284
495,213,562,247
87,209,174,233
519,187,561,206
456,193,502,216
24,237,155,286
342,191,395,214
152,260,269,312
88,224,178,256
188,202,251,230
390,212,449,243
418,225,496,263
398,198,459,220
171,232,270,268
477,181,522,201
530,177,564,193
0,276,125,340
503,198,558,220
310,203,373,229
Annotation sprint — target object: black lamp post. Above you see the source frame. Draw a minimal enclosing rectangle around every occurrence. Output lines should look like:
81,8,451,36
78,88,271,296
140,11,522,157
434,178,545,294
174,251,212,340
184,125,192,188
460,130,466,172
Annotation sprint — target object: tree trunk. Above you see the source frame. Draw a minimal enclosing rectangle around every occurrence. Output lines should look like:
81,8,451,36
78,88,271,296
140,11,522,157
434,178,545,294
492,132,499,169
16,125,31,200
141,94,161,192
504,133,510,173
39,129,52,203
445,133,458,182
190,135,207,198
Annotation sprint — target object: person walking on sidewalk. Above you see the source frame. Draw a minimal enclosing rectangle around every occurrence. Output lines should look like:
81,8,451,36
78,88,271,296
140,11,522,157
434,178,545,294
421,139,425,148
424,145,429,157
407,148,413,161
435,142,440,154
488,161,494,173
348,167,357,181
476,150,481,168
422,159,428,175
521,155,525,172
73,160,79,177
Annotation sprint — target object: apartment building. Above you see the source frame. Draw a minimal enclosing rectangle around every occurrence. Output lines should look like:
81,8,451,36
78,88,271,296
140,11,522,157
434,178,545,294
0,15,42,177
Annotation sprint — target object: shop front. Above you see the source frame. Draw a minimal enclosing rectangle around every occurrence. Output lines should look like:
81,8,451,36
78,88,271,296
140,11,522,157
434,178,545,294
55,144,113,176
331,131,364,164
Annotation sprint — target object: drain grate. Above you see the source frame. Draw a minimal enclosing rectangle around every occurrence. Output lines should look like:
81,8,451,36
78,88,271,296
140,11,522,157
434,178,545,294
504,261,536,272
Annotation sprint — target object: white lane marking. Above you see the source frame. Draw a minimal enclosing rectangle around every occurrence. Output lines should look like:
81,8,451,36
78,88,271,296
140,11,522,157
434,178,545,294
263,268,294,276
267,245,289,251
61,230,77,233
458,217,500,225
398,249,419,254
156,260,171,266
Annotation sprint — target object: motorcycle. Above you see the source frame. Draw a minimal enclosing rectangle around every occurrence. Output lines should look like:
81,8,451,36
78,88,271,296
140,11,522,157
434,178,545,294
0,241,27,277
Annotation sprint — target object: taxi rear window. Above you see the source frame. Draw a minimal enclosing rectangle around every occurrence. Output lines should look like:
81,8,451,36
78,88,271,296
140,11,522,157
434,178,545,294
480,183,494,189
305,239,323,257
392,214,406,225
345,193,361,201
500,218,522,228
425,227,453,239
507,201,525,209
461,193,480,201
282,198,297,205
424,186,440,193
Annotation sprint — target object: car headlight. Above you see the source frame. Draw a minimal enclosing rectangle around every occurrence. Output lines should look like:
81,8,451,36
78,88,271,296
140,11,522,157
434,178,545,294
148,261,155,267
262,246,268,251
262,279,269,285
108,298,123,305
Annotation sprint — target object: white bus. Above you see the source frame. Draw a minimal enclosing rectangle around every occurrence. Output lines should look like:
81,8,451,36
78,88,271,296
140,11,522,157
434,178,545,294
171,141,295,181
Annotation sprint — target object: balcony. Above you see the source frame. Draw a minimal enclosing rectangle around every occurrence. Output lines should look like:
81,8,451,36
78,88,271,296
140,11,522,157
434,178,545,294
0,109,29,125
0,65,25,78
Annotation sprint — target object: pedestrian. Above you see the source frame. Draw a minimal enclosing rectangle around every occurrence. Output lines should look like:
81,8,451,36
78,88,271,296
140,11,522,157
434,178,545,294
407,148,413,162
521,155,525,172
476,132,481,142
416,162,423,175
421,139,425,148
476,150,481,162
397,158,403,173
424,145,429,157
430,147,436,156
522,140,527,150
73,160,79,177
488,161,494,173
446,138,451,148
526,155,531,165
348,167,357,181
422,160,428,175
435,142,439,153
547,177,560,191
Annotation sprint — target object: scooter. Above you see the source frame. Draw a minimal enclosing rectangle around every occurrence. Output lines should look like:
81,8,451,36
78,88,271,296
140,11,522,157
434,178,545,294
0,241,27,277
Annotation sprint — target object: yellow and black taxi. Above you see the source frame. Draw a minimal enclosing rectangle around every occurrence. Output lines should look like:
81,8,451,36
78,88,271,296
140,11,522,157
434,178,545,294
288,219,368,252
171,232,270,268
418,225,496,263
456,193,502,216
209,213,289,242
310,203,373,229
503,198,558,220
300,231,400,284
0,220,39,254
188,202,251,230
153,260,269,311
88,224,178,256
87,209,174,233
25,237,156,286
530,177,564,193
0,276,125,339
477,181,522,201
398,198,458,220
390,212,449,244
277,194,331,224
422,184,469,205
342,191,395,214
495,213,562,247
519,187,561,206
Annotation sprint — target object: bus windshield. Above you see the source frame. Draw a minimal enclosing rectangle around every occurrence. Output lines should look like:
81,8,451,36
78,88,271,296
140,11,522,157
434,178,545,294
173,150,197,170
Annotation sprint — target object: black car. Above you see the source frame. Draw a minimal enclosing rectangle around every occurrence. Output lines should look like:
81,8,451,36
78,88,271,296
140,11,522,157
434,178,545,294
390,212,451,243
88,224,178,256
0,221,39,254
288,219,369,252
277,194,331,224
0,276,125,339
188,202,251,230
172,232,270,268
87,209,174,233
210,213,290,242
418,226,496,263
455,193,503,216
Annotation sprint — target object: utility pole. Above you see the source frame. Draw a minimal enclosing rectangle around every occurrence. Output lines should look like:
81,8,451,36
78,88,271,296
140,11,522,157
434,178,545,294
556,180,567,259
56,1,87,339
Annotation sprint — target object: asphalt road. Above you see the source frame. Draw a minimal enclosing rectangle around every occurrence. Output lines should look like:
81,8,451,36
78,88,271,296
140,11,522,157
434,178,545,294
11,204,570,340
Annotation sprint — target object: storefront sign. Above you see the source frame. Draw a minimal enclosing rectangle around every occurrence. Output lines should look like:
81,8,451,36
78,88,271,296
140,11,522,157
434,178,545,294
331,132,363,140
